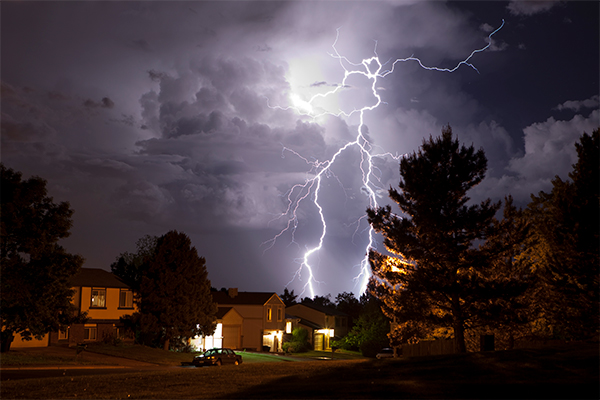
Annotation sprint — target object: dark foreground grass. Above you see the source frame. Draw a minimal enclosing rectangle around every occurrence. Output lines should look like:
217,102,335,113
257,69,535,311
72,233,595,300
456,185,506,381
2,343,598,399
84,343,200,366
0,351,94,366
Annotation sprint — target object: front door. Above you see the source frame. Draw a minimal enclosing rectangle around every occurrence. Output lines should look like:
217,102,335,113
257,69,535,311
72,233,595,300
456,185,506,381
314,333,323,350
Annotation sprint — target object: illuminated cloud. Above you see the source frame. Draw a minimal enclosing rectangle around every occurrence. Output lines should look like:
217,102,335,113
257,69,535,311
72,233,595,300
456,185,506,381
507,0,563,16
1,1,597,296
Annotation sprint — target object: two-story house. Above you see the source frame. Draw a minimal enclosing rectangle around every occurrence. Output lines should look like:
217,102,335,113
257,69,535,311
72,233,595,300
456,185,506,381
50,268,136,346
10,268,136,348
197,289,286,352
286,303,349,351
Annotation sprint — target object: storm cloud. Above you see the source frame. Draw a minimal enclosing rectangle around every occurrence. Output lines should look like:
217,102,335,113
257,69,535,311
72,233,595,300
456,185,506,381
2,1,598,297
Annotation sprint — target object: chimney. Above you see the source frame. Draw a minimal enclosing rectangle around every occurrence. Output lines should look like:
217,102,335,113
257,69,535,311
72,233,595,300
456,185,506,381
228,288,238,298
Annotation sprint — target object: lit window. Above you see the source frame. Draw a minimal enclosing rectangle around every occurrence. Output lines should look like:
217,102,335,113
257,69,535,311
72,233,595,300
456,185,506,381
91,288,106,307
267,307,272,321
119,289,133,308
84,326,97,340
286,321,292,334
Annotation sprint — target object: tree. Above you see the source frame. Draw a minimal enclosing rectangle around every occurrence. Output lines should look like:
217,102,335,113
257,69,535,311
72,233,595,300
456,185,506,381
114,230,217,350
110,235,158,292
333,292,389,356
367,126,509,353
280,288,298,307
1,165,84,351
522,129,599,339
335,291,361,326
301,294,334,308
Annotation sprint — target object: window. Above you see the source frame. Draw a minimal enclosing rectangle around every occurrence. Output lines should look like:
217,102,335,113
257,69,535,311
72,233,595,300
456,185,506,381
84,325,97,340
286,321,292,334
91,288,106,308
58,328,69,340
277,307,282,322
119,289,133,308
267,307,272,321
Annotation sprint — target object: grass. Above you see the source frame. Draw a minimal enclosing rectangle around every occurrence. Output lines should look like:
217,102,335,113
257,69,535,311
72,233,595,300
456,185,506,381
0,351,93,366
284,349,364,360
84,343,200,366
2,342,597,399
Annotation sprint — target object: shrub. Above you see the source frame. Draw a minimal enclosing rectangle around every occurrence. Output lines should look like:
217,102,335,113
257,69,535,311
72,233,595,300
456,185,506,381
283,328,310,353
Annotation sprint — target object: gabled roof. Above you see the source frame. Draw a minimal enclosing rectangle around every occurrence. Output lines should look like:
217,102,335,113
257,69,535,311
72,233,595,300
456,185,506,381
70,268,130,289
211,291,282,306
290,316,322,330
288,303,348,316
216,307,233,319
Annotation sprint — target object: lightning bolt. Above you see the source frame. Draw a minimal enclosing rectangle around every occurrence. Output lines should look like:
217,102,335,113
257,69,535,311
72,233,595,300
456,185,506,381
264,20,505,298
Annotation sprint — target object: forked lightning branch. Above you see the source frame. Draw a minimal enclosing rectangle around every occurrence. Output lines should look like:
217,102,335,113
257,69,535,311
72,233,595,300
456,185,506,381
264,20,505,298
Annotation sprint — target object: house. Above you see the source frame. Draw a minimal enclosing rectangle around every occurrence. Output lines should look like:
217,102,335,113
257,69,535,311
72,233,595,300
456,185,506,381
197,288,286,352
189,306,243,351
10,268,136,348
286,303,349,350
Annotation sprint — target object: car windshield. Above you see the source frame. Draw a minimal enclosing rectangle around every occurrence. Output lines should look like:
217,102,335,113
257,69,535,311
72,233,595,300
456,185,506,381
380,349,392,353
204,349,217,356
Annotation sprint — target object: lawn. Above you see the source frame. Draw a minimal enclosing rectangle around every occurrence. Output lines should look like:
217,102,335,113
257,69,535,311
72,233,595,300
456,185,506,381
0,351,95,366
2,342,597,399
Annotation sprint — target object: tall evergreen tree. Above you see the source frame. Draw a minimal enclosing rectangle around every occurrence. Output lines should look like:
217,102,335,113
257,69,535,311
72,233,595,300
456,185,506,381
367,126,520,353
1,165,84,351
522,129,599,339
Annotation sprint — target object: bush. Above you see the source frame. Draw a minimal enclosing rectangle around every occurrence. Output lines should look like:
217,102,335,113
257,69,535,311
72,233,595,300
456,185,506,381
101,333,122,346
283,328,310,353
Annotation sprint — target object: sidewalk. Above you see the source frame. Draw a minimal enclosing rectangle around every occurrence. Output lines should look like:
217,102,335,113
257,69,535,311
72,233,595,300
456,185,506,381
1,346,158,370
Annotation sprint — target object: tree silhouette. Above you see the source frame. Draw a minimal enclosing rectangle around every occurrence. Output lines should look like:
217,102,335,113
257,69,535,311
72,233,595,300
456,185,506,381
116,230,217,350
280,288,298,307
367,126,504,353
1,164,84,351
522,128,599,339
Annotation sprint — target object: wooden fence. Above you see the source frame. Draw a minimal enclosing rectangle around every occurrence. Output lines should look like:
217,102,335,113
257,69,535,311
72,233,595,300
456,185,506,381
402,338,456,357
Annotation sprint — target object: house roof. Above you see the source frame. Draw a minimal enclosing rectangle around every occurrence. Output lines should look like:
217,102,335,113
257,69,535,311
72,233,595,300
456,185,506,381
211,291,281,306
296,317,323,330
70,268,130,289
289,303,348,317
216,307,233,319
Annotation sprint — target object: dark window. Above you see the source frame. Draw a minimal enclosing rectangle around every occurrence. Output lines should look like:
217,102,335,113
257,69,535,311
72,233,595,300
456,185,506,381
119,289,133,308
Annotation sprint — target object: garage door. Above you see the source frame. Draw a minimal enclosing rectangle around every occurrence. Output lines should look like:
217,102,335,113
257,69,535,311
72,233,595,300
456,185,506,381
222,325,241,349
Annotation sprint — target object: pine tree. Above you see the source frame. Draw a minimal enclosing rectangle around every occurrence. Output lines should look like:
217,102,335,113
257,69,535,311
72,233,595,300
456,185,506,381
522,129,599,339
367,126,522,353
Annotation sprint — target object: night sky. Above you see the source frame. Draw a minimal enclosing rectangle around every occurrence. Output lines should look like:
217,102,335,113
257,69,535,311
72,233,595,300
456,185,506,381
2,1,598,298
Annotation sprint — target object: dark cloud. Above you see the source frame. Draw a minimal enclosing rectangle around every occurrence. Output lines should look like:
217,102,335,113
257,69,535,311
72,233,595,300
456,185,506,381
83,97,114,109
129,38,152,52
1,0,597,297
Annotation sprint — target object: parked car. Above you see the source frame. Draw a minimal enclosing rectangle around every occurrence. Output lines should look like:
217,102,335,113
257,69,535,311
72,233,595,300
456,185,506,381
376,348,394,359
192,348,243,366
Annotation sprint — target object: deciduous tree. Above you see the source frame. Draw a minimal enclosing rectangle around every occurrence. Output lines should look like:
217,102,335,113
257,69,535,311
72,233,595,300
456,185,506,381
113,231,217,350
280,288,298,307
1,165,84,351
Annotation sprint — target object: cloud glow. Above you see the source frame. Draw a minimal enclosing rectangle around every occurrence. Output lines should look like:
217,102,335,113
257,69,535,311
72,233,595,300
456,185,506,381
264,21,505,297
